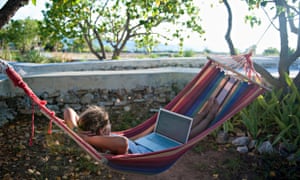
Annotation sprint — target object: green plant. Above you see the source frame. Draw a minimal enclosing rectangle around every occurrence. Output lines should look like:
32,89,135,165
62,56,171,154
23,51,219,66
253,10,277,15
183,49,195,57
262,47,279,56
239,73,300,148
240,95,271,139
222,121,234,133
0,45,12,60
15,50,45,63
272,74,300,146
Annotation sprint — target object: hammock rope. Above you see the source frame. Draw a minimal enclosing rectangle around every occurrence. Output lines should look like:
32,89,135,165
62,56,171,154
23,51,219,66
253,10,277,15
0,54,268,175
29,102,35,146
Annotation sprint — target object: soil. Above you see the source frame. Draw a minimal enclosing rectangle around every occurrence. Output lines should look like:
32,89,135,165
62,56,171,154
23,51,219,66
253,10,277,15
0,115,265,180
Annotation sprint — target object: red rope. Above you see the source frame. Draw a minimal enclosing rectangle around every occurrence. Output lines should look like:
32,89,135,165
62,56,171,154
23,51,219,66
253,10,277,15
29,102,35,146
243,52,262,81
5,67,53,143
48,119,53,134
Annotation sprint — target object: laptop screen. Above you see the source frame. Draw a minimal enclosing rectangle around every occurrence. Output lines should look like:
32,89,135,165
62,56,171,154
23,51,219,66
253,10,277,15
155,109,193,144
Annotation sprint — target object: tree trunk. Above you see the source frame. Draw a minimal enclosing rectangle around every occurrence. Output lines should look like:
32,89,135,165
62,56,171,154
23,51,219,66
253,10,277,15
112,49,121,60
82,32,104,60
223,0,236,55
276,0,300,89
254,0,300,90
0,0,29,28
93,28,106,60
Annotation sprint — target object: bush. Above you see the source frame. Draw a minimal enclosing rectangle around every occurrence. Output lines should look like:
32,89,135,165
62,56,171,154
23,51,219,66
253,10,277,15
15,50,45,63
15,50,63,63
0,46,13,60
263,47,279,56
238,74,300,148
183,49,195,57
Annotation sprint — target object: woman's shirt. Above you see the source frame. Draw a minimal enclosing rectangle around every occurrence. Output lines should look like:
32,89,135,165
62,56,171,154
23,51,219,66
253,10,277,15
127,138,153,154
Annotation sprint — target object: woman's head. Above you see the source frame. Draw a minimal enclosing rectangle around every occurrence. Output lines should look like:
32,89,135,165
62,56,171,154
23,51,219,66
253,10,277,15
78,106,111,135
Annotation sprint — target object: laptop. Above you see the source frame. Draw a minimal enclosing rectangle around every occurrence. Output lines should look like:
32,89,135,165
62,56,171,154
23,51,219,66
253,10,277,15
135,108,193,152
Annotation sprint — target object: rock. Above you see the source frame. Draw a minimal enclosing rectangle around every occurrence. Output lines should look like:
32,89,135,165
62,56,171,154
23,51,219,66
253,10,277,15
248,140,257,150
279,142,297,157
81,93,94,104
237,146,249,153
57,93,79,104
46,104,60,112
232,136,250,146
216,131,229,144
0,101,8,108
258,141,273,154
123,105,131,112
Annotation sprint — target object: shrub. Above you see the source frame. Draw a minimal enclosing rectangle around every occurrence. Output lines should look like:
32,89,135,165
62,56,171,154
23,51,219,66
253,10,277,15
238,74,300,148
263,47,279,56
183,49,195,57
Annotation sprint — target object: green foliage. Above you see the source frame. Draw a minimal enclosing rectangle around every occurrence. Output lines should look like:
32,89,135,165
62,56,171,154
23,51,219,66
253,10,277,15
240,95,270,139
135,35,159,55
222,120,234,133
15,50,45,63
14,50,62,63
203,48,212,54
239,74,300,147
41,0,204,59
262,47,279,56
0,29,10,49
245,15,261,27
104,46,112,53
3,18,40,54
0,46,13,60
183,49,195,57
68,38,87,52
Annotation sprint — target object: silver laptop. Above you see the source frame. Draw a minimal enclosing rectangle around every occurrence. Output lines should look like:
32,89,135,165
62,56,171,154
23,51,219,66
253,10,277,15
135,108,193,152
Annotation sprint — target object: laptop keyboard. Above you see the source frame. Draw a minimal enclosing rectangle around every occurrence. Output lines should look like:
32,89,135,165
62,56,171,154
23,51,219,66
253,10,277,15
147,134,180,148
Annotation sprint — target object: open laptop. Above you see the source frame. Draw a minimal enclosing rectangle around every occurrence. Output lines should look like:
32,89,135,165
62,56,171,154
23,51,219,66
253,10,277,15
135,108,193,152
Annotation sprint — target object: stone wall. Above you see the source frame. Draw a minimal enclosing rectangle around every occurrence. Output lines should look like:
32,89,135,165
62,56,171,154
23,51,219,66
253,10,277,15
0,80,186,128
0,58,204,127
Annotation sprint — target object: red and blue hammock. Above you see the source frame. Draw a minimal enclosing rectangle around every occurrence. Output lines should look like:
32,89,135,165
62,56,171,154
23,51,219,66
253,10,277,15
0,54,267,175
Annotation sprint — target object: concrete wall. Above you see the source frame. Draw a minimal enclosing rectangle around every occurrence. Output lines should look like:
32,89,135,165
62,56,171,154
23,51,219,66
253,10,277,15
0,58,206,126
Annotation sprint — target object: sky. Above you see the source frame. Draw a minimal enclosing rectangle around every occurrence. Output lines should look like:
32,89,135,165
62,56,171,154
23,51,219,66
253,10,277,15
4,0,298,54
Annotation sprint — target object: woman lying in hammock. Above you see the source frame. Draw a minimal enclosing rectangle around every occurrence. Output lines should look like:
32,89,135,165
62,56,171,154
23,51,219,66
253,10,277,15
64,98,219,155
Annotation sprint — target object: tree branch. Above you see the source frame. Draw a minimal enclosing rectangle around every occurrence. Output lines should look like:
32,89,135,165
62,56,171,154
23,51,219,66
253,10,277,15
0,0,29,28
223,0,236,55
79,22,104,60
253,62,279,88
94,0,109,25
285,1,299,34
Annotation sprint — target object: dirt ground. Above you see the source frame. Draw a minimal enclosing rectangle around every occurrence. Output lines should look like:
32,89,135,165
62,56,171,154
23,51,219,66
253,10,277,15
0,115,264,180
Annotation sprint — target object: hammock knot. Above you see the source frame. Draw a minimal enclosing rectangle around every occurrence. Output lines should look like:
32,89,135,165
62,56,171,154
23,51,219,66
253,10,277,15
40,100,47,105
0,59,10,74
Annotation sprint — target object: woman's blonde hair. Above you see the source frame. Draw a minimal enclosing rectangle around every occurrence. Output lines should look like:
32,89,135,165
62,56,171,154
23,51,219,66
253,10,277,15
78,106,110,134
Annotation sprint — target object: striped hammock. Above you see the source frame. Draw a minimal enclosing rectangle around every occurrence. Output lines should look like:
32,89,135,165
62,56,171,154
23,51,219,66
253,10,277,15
0,53,268,175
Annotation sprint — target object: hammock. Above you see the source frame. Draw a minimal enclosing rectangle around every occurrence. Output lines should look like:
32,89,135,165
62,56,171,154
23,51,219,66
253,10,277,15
0,53,268,175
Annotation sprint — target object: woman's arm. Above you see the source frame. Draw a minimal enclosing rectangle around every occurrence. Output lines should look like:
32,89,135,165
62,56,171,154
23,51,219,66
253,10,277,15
81,134,129,155
64,107,79,130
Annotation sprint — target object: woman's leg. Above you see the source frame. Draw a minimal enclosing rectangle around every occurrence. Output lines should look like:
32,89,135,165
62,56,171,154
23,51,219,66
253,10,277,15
189,98,219,139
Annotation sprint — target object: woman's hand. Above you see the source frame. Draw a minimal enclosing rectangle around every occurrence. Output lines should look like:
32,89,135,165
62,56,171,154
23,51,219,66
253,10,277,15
64,107,79,129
